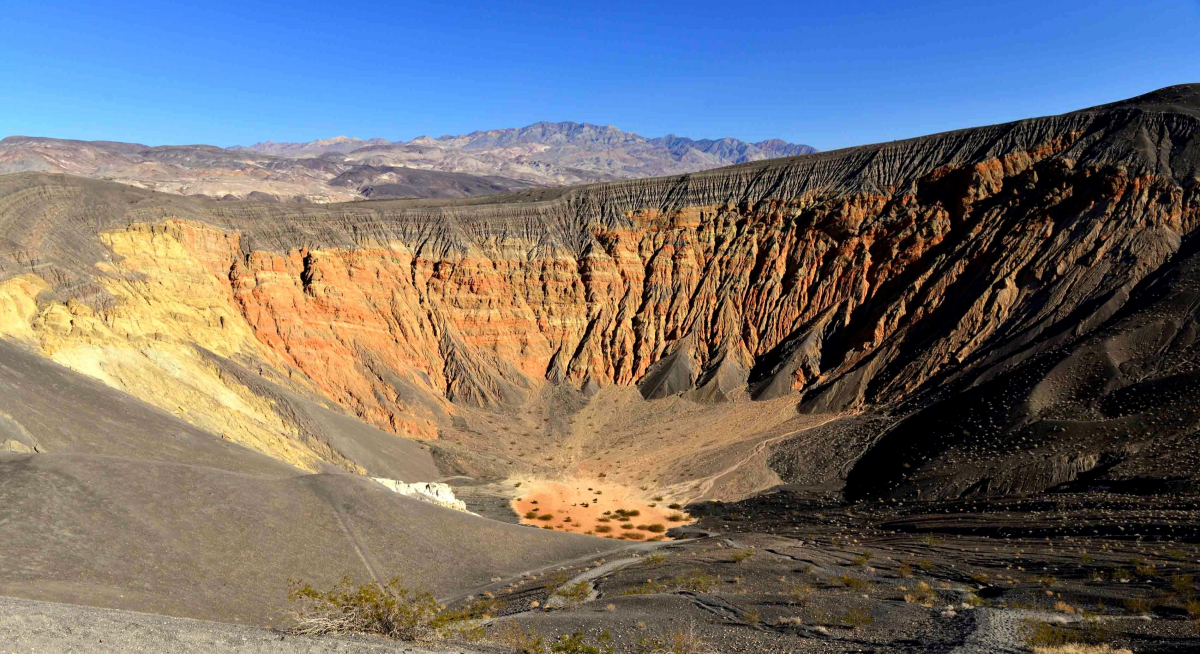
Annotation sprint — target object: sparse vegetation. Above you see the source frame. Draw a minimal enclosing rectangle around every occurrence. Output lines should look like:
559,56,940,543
1122,595,1150,615
837,607,874,629
667,513,687,522
641,553,668,567
286,576,470,641
788,583,813,606
902,581,936,606
839,575,871,591
1024,617,1113,649
635,623,712,653
551,631,614,654
495,623,547,653
1171,574,1195,599
553,580,591,606
730,548,755,563
1186,599,1200,620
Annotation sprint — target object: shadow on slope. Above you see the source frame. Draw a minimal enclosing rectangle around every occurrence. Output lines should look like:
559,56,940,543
0,340,622,626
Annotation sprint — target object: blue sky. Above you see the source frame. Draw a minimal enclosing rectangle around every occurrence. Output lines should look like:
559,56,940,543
2,0,1198,151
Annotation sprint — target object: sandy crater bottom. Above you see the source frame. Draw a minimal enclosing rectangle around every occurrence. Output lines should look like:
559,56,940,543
510,477,693,540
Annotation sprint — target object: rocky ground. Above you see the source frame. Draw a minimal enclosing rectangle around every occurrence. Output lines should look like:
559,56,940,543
20,490,1194,653
417,490,1200,652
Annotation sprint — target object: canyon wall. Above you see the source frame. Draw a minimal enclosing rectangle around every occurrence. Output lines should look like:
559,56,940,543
0,85,1197,480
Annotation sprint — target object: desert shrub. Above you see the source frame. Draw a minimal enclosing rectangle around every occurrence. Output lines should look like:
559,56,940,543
673,569,718,592
621,532,647,540
635,623,712,653
963,592,987,608
594,525,613,534
621,570,717,595
621,523,636,530
287,577,443,641
667,513,687,522
1172,574,1195,599
730,548,755,563
970,572,990,584
524,511,539,519
1186,599,1200,620
903,581,936,606
641,553,667,567
839,575,870,591
668,503,683,510
554,580,591,606
552,631,614,654
495,623,547,653
538,514,555,521
1132,558,1155,577
838,607,873,629
1025,615,1113,649
622,579,669,595
789,583,813,606
897,563,913,578
646,523,666,533
1122,596,1151,615
850,552,871,566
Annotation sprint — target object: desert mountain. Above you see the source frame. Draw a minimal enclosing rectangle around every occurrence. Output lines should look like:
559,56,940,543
1,85,1198,641
236,120,818,186
0,122,815,204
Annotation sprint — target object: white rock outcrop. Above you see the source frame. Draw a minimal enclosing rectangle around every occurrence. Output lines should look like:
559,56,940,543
371,478,471,513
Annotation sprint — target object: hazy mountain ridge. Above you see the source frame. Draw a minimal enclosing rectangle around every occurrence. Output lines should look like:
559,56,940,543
235,120,818,186
0,122,814,203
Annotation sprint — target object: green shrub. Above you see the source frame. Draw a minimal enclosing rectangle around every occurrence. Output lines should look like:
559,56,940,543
730,548,755,563
554,580,591,606
839,575,870,591
1024,618,1111,647
838,608,873,629
287,576,442,641
552,631,614,654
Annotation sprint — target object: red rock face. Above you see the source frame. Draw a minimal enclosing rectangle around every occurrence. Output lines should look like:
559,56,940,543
137,137,1191,446
1,87,1196,456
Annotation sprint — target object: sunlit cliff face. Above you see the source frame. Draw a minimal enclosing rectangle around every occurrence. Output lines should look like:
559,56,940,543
0,89,1195,489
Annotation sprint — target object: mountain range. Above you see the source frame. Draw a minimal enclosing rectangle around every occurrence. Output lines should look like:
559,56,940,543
0,121,816,203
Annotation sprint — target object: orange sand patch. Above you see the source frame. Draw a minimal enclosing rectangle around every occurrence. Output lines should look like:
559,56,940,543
511,478,692,540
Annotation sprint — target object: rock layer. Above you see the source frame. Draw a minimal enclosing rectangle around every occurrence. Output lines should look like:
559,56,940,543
0,85,1197,490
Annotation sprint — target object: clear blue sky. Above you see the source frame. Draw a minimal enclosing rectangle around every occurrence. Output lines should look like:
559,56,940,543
2,0,1198,151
